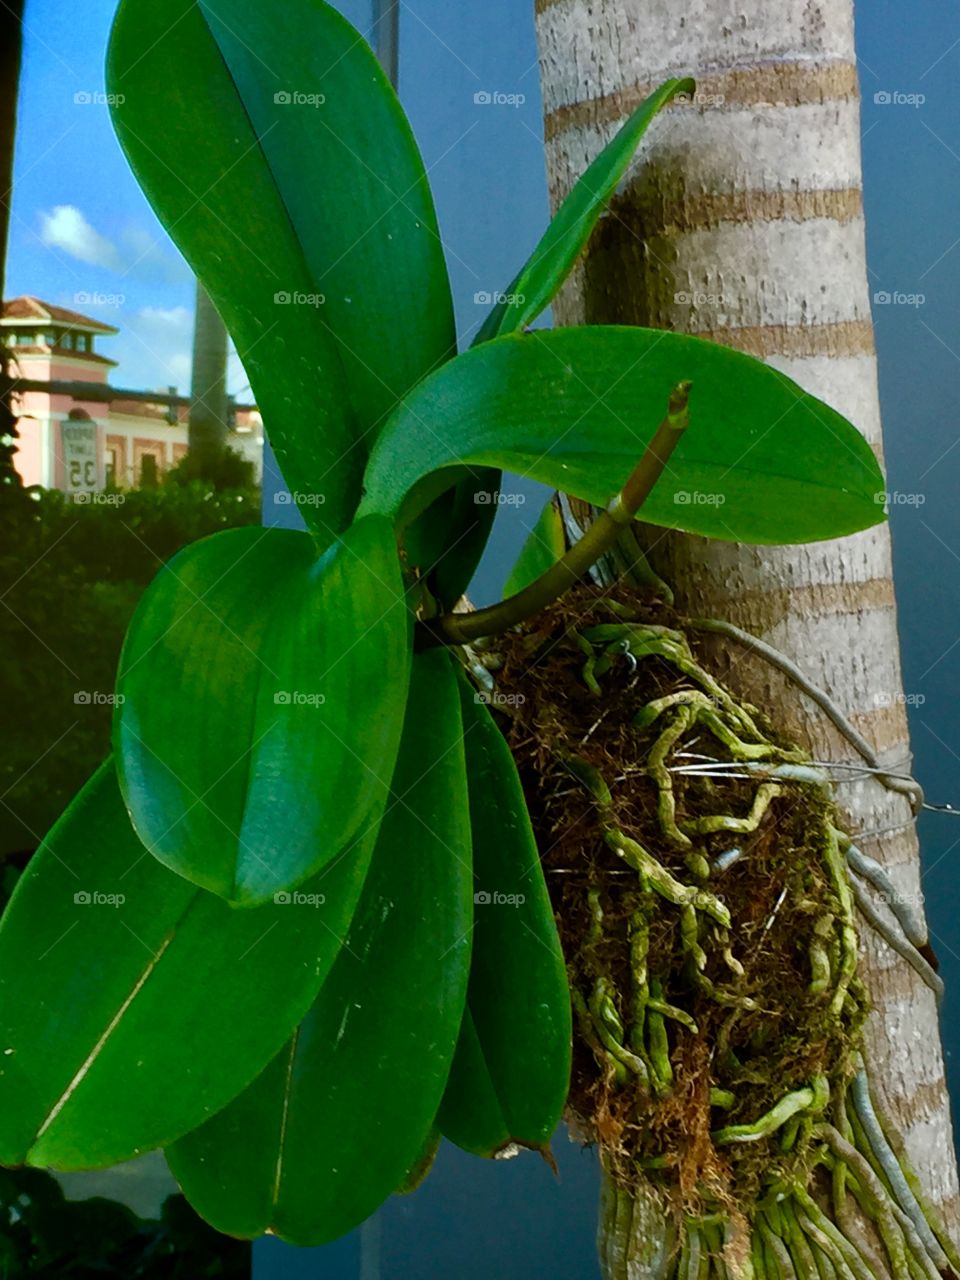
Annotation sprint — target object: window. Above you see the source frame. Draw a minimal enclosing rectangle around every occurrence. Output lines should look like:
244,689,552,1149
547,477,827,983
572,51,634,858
78,334,91,352
105,448,118,486
61,332,74,350
140,453,159,487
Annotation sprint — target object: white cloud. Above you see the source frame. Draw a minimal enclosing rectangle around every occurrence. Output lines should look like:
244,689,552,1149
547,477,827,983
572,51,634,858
107,306,194,392
167,353,192,385
38,205,122,270
137,305,192,332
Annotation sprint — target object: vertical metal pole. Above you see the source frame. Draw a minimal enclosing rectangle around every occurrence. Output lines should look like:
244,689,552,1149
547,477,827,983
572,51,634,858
372,0,400,88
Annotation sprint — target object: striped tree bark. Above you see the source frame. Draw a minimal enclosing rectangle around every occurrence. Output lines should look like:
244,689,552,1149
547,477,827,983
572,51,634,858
534,0,959,1269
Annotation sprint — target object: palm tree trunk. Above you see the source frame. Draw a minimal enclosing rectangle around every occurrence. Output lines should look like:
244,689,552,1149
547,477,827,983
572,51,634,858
535,0,959,1269
188,280,229,467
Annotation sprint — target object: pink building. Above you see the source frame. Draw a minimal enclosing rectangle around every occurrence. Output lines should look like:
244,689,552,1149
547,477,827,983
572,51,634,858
2,296,263,493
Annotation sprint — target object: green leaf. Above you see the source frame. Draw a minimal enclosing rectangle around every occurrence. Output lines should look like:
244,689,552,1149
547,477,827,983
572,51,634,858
395,1128,442,1196
475,78,694,344
167,650,472,1244
502,496,567,598
438,678,570,1157
0,762,376,1170
107,0,359,538
438,1008,513,1156
425,76,693,603
358,327,886,545
115,517,410,906
197,0,456,438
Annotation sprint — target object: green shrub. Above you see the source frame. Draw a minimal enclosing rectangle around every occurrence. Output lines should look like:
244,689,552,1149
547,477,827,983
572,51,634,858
0,476,259,854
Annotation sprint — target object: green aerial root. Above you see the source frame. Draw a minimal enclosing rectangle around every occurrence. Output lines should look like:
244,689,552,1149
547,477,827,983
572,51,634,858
488,587,957,1280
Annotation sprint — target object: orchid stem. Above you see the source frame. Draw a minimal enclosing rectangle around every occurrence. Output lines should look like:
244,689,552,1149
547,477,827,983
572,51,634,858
418,381,691,647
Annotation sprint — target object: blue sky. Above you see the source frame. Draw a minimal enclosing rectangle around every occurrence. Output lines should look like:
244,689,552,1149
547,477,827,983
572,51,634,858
9,1,203,391
7,0,551,400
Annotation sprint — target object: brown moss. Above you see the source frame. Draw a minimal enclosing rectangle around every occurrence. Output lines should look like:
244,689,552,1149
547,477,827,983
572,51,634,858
488,586,864,1217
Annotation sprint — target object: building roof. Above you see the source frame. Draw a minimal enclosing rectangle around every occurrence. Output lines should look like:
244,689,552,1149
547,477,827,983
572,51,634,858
109,397,182,421
10,346,118,367
1,295,120,335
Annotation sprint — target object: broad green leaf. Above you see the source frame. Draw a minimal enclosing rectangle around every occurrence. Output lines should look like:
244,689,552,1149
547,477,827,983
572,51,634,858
439,678,570,1157
502,496,567,598
0,763,375,1171
108,0,360,538
448,81,694,591
167,650,472,1244
396,1128,442,1195
438,1009,513,1156
197,0,456,437
475,78,694,344
358,328,886,545
115,517,410,906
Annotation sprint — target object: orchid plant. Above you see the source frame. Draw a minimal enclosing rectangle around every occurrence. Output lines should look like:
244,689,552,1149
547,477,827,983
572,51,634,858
0,0,885,1248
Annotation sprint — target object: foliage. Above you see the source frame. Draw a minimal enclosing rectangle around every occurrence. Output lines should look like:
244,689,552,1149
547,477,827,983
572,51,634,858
0,478,258,853
0,0,888,1251
0,1169,247,1277
358,327,883,545
0,860,248,1277
114,517,408,903
165,443,255,491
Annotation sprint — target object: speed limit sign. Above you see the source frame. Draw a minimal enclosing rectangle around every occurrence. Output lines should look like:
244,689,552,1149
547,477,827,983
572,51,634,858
61,421,99,495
